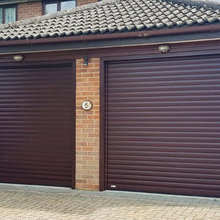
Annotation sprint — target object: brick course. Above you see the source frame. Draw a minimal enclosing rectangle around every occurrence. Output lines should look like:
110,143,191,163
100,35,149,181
75,58,100,190
18,2,42,21
17,0,97,21
77,0,98,6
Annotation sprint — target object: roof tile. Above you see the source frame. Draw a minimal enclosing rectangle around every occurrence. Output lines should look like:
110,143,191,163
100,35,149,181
0,0,220,41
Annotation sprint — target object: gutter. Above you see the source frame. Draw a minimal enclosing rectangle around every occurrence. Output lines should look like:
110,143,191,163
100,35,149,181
0,24,220,47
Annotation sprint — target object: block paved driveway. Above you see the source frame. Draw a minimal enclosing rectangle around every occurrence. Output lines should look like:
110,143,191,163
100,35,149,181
0,184,220,220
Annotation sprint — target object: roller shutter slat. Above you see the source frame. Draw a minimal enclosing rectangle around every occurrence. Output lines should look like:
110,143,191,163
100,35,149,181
0,63,74,187
106,55,220,197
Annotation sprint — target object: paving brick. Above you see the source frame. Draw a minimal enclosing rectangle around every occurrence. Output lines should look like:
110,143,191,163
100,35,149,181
0,186,220,220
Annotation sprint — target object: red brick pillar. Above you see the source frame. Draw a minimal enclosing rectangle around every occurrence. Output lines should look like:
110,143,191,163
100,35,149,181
75,58,100,190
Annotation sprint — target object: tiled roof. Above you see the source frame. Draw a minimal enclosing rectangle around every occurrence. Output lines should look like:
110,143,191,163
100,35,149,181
0,0,220,41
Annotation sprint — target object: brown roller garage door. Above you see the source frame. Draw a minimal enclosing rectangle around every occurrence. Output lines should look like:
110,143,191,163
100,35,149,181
0,61,75,187
105,55,220,197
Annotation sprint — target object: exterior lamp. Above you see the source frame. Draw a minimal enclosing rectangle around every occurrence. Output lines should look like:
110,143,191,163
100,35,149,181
83,55,89,66
13,55,24,62
158,45,170,53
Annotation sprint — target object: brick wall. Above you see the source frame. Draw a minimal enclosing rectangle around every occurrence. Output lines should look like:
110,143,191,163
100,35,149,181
77,0,98,6
17,0,98,21
75,58,100,190
18,2,42,21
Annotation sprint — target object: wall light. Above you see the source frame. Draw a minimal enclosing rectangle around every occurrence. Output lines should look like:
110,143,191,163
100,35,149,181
13,55,24,62
158,45,170,53
83,55,89,66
